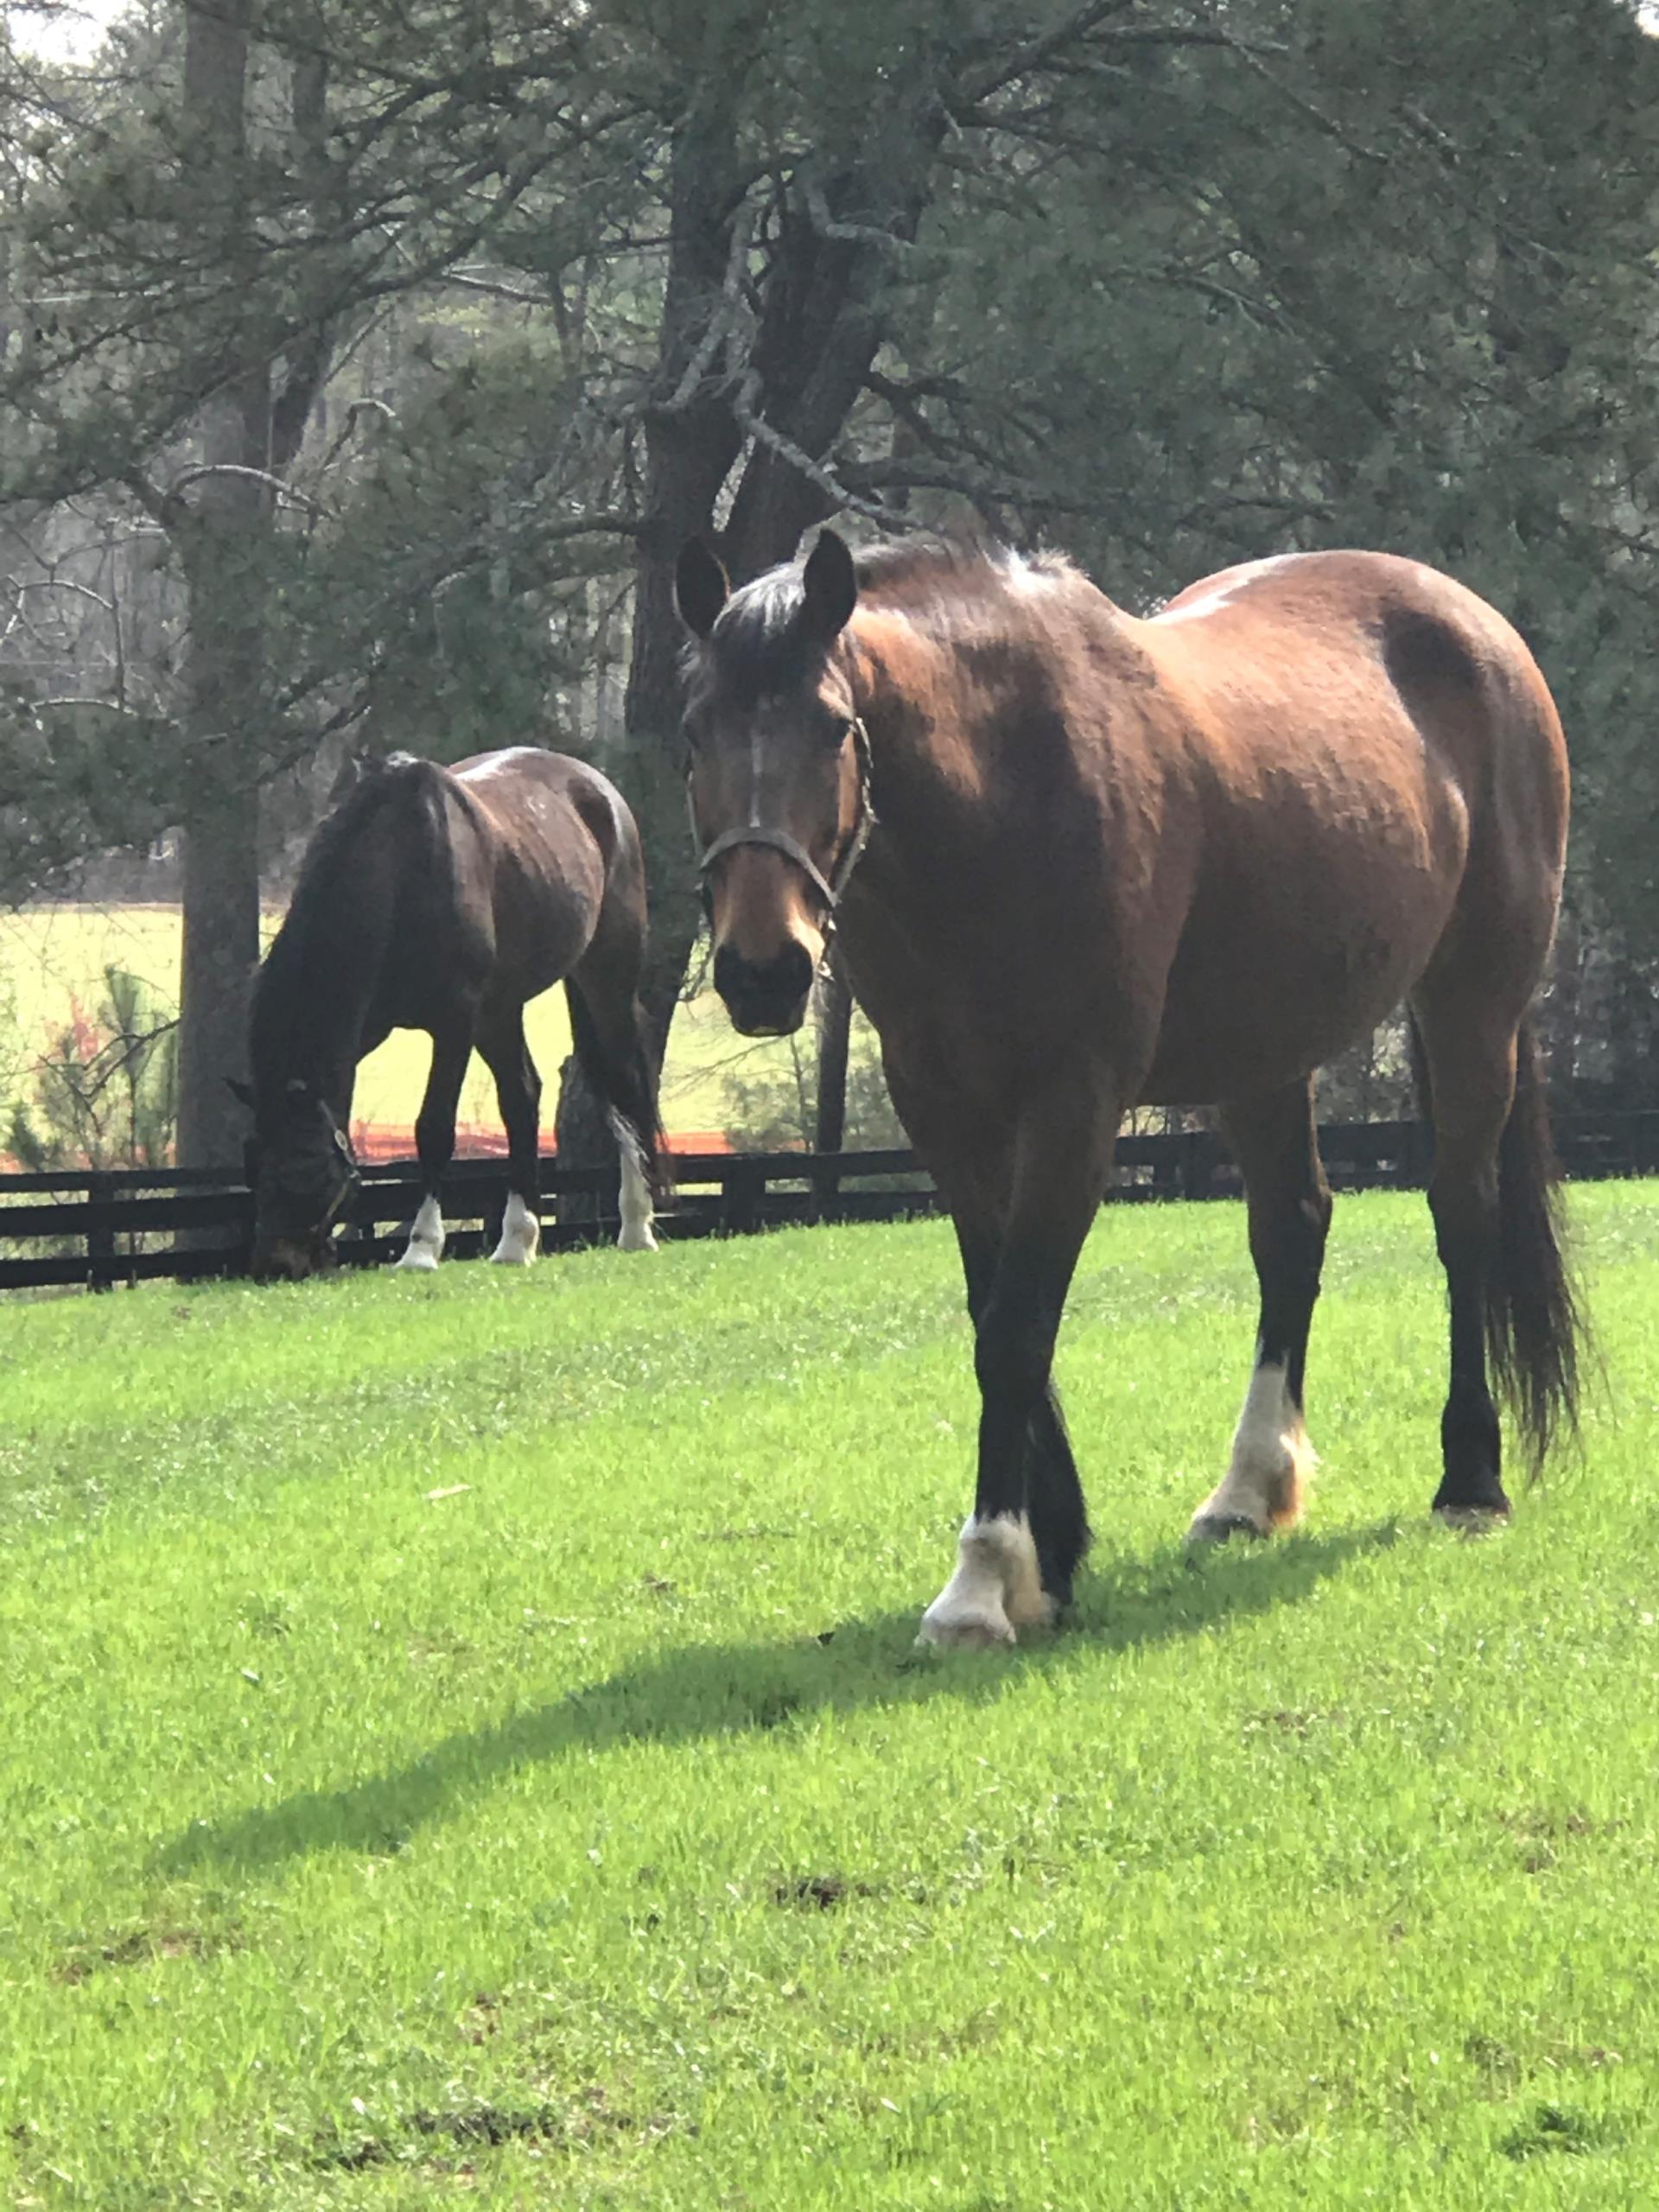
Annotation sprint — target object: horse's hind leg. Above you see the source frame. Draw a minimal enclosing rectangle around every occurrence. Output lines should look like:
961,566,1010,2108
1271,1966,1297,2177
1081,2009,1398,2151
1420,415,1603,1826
565,960,663,1254
394,1020,472,1272
1189,1079,1331,1542
477,1005,543,1265
1409,1006,1517,1522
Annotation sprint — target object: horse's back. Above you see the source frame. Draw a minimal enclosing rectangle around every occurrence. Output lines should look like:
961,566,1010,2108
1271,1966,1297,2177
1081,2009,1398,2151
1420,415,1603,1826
442,747,645,1001
1149,550,1564,787
1125,551,1567,1096
1144,547,1567,912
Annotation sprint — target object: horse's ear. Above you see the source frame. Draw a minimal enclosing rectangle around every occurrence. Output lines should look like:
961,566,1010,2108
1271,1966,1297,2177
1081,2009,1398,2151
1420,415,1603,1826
327,753,361,806
801,528,858,643
225,1076,254,1109
676,538,729,639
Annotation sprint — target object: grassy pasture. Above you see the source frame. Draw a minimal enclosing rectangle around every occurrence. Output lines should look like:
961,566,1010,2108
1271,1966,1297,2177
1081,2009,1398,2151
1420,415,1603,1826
0,905,846,1145
3,1184,1659,2208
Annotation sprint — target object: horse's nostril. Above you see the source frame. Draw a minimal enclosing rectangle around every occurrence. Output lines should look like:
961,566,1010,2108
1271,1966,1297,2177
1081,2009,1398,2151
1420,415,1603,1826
715,941,814,1005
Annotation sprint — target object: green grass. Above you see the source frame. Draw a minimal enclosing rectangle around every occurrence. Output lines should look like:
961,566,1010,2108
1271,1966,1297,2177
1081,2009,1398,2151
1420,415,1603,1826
3,1184,1659,2209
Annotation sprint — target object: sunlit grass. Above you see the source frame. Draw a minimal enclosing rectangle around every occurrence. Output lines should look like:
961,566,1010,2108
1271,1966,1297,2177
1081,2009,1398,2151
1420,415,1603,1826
0,904,877,1146
2,1184,1657,2207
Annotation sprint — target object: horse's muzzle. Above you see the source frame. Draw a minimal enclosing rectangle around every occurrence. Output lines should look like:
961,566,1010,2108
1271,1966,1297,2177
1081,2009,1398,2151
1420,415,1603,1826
251,1232,338,1283
714,941,815,1037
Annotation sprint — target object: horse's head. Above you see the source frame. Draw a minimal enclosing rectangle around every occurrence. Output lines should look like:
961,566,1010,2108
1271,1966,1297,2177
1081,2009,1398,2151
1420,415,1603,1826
232,1074,359,1281
676,529,873,1038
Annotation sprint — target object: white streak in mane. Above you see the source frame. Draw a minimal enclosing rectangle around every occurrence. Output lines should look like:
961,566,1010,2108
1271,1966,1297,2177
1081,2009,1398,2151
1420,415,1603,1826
457,747,545,780
998,549,1074,598
1154,556,1294,625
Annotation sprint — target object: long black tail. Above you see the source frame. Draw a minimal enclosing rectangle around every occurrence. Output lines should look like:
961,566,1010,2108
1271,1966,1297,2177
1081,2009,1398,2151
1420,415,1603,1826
1412,1015,1583,1470
564,982,674,1211
1492,1022,1584,1468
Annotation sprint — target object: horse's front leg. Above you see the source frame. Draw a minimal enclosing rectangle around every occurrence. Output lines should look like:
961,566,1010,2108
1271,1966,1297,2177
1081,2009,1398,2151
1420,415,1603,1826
919,1077,1118,1649
393,1022,473,1272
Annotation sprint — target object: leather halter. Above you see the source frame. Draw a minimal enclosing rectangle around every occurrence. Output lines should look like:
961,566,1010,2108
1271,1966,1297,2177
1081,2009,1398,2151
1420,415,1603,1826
691,715,876,928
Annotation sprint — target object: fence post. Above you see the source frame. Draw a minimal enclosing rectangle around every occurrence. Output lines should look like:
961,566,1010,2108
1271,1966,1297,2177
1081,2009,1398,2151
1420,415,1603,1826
87,1172,117,1293
725,1156,766,1235
1406,1117,1433,1188
1179,1129,1218,1201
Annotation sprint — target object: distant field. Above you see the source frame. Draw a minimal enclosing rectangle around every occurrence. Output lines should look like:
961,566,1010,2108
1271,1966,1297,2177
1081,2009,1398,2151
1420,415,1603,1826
2,1185,1657,2207
0,904,871,1149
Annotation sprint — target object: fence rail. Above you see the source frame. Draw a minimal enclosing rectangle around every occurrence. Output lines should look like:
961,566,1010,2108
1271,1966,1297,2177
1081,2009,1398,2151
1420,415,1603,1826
3,1109,1658,1294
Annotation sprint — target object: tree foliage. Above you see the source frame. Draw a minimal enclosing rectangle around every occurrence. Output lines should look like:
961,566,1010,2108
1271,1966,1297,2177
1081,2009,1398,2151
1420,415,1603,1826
3,0,1658,1147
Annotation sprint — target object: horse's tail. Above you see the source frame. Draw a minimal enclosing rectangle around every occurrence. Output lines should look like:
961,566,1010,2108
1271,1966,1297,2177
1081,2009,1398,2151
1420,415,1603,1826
564,981,675,1212
1493,1022,1584,1469
1410,1014,1583,1471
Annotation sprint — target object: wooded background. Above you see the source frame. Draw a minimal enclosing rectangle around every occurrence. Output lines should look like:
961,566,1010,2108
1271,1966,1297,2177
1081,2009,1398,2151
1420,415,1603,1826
3,0,1656,1173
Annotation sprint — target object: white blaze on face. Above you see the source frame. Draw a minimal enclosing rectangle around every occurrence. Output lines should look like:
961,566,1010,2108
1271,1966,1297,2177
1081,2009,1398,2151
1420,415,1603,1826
1188,1353,1314,1538
394,1193,445,1272
490,1192,540,1266
918,1514,1054,1648
617,1139,658,1253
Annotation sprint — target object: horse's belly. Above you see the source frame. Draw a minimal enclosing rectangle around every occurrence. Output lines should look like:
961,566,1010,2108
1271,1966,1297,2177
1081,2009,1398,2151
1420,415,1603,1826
1141,862,1458,1104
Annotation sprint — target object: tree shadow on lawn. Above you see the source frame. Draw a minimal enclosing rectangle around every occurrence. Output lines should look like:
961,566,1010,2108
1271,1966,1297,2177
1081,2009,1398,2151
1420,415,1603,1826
160,1519,1401,1877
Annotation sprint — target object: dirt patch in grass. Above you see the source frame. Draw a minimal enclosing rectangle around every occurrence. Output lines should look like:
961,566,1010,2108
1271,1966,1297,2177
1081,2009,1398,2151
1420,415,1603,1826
312,2087,682,2176
1500,2103,1629,2161
774,1872,880,1910
54,1923,225,1985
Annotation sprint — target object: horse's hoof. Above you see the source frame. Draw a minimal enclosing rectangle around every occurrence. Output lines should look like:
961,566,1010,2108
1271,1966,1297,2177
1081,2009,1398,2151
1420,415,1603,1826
1433,1500,1511,1535
488,1241,537,1267
616,1227,658,1253
1186,1511,1268,1548
916,1605,1017,1651
916,1514,1052,1649
393,1248,441,1274
491,1196,539,1266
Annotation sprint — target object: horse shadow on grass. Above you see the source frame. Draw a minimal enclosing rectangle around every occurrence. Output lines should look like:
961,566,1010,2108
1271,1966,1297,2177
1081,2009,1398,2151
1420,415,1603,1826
159,1519,1402,1878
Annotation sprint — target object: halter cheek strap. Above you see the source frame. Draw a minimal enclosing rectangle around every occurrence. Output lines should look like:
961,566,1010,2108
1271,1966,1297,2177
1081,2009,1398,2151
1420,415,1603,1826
690,716,876,926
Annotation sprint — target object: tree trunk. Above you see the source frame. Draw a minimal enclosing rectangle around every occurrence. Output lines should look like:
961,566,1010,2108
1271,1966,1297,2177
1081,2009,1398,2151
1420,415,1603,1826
174,405,270,1169
172,1,267,1177
553,44,942,1198
811,947,853,1217
173,5,340,1177
557,109,744,1221
815,949,852,1154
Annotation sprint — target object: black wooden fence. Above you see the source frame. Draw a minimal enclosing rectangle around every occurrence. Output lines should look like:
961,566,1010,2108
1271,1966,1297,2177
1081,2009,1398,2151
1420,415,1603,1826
4,1109,1659,1294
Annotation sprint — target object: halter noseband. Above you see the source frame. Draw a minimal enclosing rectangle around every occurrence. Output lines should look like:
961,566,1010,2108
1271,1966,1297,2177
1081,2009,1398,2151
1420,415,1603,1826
691,715,876,929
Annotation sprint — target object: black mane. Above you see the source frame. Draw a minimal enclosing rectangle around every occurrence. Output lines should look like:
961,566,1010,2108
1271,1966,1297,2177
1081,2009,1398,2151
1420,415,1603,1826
250,756,434,1091
695,535,1076,700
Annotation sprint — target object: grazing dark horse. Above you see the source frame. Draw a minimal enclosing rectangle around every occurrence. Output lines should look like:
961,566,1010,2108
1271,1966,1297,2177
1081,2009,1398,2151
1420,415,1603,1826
676,528,1580,1646
239,747,669,1281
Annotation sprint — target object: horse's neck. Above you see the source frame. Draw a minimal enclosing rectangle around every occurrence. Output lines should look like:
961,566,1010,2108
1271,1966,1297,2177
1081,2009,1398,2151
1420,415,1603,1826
257,840,396,1101
852,618,982,855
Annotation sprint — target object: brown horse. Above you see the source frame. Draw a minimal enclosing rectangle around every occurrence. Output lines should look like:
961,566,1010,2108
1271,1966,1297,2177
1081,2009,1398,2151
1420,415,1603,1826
676,529,1580,1646
239,747,669,1281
